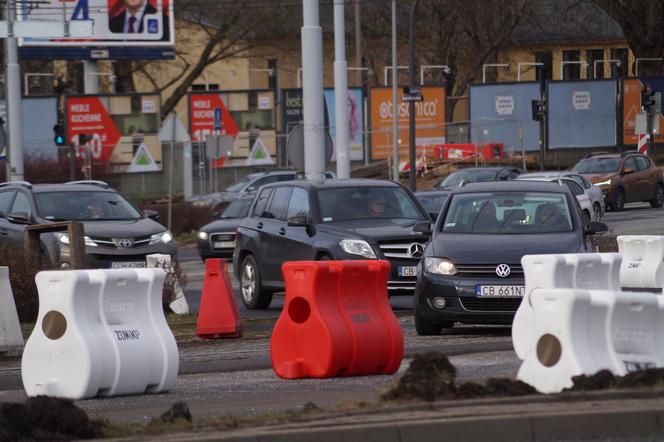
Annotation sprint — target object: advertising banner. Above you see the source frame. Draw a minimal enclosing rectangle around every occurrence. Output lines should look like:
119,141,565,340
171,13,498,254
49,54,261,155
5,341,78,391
469,82,540,152
188,91,277,167
623,78,664,145
369,87,445,160
19,0,174,47
65,94,162,172
548,80,617,149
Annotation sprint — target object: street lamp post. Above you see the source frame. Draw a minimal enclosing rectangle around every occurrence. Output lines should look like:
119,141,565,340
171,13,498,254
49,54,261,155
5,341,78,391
407,0,420,191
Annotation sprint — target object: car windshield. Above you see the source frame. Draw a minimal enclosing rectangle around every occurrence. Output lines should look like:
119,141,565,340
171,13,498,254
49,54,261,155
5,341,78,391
225,177,253,192
35,191,143,221
572,158,621,174
442,192,573,234
220,197,252,219
416,192,450,213
439,169,498,188
317,187,425,222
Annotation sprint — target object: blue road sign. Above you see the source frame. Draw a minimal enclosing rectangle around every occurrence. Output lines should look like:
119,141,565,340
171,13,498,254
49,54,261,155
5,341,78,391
213,108,223,131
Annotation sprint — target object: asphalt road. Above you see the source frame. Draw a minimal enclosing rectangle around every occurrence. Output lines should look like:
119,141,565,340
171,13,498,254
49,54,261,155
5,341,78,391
601,202,664,235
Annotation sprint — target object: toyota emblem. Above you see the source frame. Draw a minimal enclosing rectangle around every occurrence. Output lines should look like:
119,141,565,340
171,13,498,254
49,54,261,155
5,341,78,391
408,243,425,259
496,264,511,278
117,239,133,248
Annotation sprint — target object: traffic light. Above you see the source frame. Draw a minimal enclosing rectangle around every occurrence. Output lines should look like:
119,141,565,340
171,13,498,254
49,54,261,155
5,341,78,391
642,86,656,112
53,124,66,146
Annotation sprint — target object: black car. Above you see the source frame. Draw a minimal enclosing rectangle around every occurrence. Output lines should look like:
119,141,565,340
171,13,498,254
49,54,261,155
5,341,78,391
415,189,451,219
0,180,176,269
414,180,607,335
234,179,432,309
197,193,254,260
437,166,524,188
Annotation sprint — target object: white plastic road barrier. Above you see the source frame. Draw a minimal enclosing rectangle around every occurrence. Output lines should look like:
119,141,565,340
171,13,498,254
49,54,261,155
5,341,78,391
21,269,179,400
0,267,24,355
147,253,190,315
517,288,659,394
512,253,621,360
618,235,664,292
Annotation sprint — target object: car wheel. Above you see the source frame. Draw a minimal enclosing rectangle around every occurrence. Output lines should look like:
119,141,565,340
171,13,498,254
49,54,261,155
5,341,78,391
414,308,453,335
650,184,664,208
240,255,273,310
581,209,591,226
592,202,602,221
612,187,625,212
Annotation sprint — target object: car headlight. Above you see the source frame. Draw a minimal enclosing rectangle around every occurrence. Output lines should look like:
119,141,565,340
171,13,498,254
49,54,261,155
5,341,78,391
594,179,612,188
150,231,174,245
198,231,209,240
339,239,377,259
54,232,98,247
424,257,457,275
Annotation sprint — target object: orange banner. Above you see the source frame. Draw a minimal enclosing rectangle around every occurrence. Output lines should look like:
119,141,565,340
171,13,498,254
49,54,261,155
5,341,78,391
370,87,446,160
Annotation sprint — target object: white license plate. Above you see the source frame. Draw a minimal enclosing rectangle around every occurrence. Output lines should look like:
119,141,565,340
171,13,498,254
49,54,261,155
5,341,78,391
111,261,147,269
476,285,525,297
398,266,417,277
213,241,235,249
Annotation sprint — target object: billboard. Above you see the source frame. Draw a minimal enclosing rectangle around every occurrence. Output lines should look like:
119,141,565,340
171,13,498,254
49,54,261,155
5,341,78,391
19,0,174,48
369,87,445,160
548,80,617,149
469,82,540,152
623,78,664,145
66,94,163,173
0,97,59,158
188,91,277,167
281,88,365,161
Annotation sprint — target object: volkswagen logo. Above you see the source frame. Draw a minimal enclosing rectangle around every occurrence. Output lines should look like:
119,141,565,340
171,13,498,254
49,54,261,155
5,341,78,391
496,264,511,278
408,243,425,259
116,239,133,249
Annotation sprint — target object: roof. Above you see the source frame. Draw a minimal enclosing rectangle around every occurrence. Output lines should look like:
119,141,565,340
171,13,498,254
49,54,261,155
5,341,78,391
518,172,577,179
451,167,504,173
31,184,116,193
261,178,401,190
452,180,570,194
415,189,452,196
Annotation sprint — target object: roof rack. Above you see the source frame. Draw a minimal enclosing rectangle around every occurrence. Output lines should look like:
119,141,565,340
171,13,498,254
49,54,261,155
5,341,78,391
65,180,110,189
620,150,639,157
0,180,32,189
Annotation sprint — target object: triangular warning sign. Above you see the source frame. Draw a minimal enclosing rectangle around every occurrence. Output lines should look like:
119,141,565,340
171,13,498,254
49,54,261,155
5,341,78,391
245,138,274,166
127,142,160,173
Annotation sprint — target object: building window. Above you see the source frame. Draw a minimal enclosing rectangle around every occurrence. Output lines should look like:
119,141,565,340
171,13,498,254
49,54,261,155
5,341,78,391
562,50,580,80
610,48,628,78
191,84,220,91
535,52,553,82
586,49,604,79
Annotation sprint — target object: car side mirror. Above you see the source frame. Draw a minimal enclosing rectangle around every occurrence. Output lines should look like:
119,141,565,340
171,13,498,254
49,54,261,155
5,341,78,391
413,221,432,235
429,211,439,222
7,212,30,225
246,186,257,192
287,215,308,227
584,221,608,236
143,209,159,221
623,167,635,175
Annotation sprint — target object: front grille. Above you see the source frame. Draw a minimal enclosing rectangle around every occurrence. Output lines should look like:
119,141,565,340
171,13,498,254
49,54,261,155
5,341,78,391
210,232,236,250
387,280,416,290
88,235,151,249
91,254,147,262
378,241,426,260
455,264,523,278
459,297,523,312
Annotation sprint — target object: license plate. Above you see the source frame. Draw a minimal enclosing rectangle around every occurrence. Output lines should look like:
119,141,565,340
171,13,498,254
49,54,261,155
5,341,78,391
213,241,235,249
398,266,417,277
111,261,147,269
476,285,525,297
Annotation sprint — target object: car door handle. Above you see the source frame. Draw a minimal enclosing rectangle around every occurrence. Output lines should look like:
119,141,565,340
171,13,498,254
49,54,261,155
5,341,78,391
279,227,286,235
257,221,264,229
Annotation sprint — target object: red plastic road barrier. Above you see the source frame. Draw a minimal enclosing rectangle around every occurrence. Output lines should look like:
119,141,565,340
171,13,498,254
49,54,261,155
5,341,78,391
197,259,243,338
271,260,403,379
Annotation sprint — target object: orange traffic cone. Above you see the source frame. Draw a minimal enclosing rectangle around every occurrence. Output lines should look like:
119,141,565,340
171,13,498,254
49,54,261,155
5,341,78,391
197,259,243,338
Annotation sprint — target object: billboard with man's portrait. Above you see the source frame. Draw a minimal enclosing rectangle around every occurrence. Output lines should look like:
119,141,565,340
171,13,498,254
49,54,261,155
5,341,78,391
19,0,174,47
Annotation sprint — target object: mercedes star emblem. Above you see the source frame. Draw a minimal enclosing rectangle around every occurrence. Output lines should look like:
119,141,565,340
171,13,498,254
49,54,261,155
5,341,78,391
495,264,511,278
408,243,425,259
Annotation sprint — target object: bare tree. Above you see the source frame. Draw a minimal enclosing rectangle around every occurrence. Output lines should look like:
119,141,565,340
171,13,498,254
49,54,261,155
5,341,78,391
592,0,664,76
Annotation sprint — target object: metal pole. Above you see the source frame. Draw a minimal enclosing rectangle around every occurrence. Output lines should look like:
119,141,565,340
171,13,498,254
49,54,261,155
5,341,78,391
302,0,326,180
68,143,76,181
334,0,351,179
408,0,419,191
168,113,177,233
391,0,399,181
5,0,24,180
354,0,362,86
